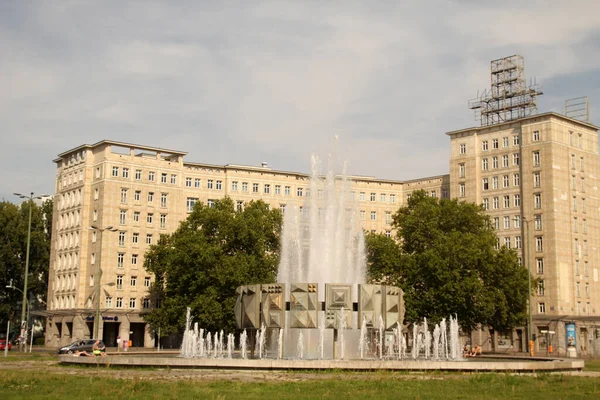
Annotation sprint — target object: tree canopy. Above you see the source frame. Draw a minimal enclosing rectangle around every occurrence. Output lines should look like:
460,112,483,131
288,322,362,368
143,197,282,335
0,199,52,329
366,190,530,333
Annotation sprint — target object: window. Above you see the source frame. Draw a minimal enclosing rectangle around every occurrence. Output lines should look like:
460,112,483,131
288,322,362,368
117,253,124,268
186,177,192,187
171,174,176,184
194,178,201,188
95,167,101,178
116,297,123,308
493,217,500,230
118,231,125,246
284,186,290,196
144,277,151,287
532,172,541,188
129,298,136,308
503,195,510,208
482,141,488,151
370,193,376,202
147,213,153,224
148,171,155,181
580,157,584,172
130,276,137,287
586,283,590,298
513,194,520,207
430,190,436,198
584,261,589,277
503,175,509,188
534,193,542,208
493,197,499,209
571,154,576,169
120,210,126,225
160,193,167,207
503,137,509,147
135,169,142,180
232,181,238,191
582,198,586,213
584,240,588,256
207,180,214,189
482,158,488,171
492,156,498,169
513,153,519,166
574,217,578,233
120,188,127,204
514,215,520,228
385,211,392,225
533,130,540,141
583,219,587,234
581,177,585,192
186,197,198,212
143,298,150,309
459,143,466,154
576,282,581,297
112,166,119,177
132,254,138,265
504,216,510,229
492,139,499,149
538,303,546,314
297,188,303,197
148,192,154,202
380,194,386,202
536,236,543,252
533,151,540,166
537,280,545,296
459,163,466,177
482,178,489,191
105,297,112,308
385,231,391,238
146,234,152,245
493,176,499,189
360,210,365,220
122,168,129,178
94,188,99,200
275,185,281,195
132,232,139,244
160,214,167,228
216,180,222,190
483,198,489,210
116,275,123,289
133,212,140,222
513,135,520,146
264,184,270,194
578,133,582,148
504,237,511,248
305,189,311,198
134,190,141,201
242,182,248,192
502,155,509,168
359,192,366,201
513,173,520,187
161,173,167,183
459,183,465,197
534,214,542,230
280,204,286,214
515,236,522,249
370,211,376,221
536,258,544,274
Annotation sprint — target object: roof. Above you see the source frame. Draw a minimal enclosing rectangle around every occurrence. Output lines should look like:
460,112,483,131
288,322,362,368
54,139,188,162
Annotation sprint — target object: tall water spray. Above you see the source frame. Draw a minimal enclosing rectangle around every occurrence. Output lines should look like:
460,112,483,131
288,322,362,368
277,150,366,287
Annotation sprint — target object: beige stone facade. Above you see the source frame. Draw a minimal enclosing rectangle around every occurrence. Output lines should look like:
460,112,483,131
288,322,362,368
448,112,600,357
45,140,448,348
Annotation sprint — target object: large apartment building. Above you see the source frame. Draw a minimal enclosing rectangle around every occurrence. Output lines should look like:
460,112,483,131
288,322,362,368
45,140,448,348
448,112,600,356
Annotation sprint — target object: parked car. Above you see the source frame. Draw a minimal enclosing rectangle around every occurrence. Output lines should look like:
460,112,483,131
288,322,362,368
58,339,105,354
0,339,11,351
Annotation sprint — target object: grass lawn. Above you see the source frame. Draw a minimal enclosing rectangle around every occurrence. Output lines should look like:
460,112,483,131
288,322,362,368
1,367,599,400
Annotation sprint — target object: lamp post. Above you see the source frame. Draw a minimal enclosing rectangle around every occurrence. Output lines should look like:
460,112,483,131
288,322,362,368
87,225,117,339
13,192,47,351
516,216,533,356
6,282,32,352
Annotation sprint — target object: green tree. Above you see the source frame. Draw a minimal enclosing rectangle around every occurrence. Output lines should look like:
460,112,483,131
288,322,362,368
0,199,52,330
391,190,529,333
143,197,282,335
365,232,403,287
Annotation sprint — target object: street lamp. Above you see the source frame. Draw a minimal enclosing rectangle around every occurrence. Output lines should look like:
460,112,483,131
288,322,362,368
14,192,48,351
6,281,32,352
87,225,118,339
516,216,534,356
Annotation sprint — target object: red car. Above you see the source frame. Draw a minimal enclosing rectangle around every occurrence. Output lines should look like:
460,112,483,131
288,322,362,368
0,339,11,351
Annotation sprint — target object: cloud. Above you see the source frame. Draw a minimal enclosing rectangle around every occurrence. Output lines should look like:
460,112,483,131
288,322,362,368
1,1,599,200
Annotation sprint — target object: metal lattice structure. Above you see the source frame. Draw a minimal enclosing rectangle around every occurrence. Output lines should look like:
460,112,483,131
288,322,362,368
469,55,543,126
565,96,589,122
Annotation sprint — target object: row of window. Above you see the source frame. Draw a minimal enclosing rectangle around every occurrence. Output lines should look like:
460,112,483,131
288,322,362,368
538,301,592,315
104,296,151,309
483,194,521,210
111,167,177,185
58,189,83,210
59,170,84,191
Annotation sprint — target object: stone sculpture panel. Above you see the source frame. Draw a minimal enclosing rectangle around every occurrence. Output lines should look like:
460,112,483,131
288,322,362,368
325,283,353,329
384,286,403,330
358,284,383,328
261,283,286,328
289,283,318,329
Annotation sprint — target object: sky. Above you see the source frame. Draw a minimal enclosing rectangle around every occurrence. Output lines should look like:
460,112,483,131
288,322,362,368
1,0,599,202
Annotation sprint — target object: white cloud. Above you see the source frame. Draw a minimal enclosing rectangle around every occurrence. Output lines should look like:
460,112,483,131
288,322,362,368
0,1,599,199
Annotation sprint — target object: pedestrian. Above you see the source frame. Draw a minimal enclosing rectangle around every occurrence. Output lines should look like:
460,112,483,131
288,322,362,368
123,338,128,352
116,336,121,352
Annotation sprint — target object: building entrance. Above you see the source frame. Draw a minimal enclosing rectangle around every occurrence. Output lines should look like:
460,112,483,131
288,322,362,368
130,323,145,347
